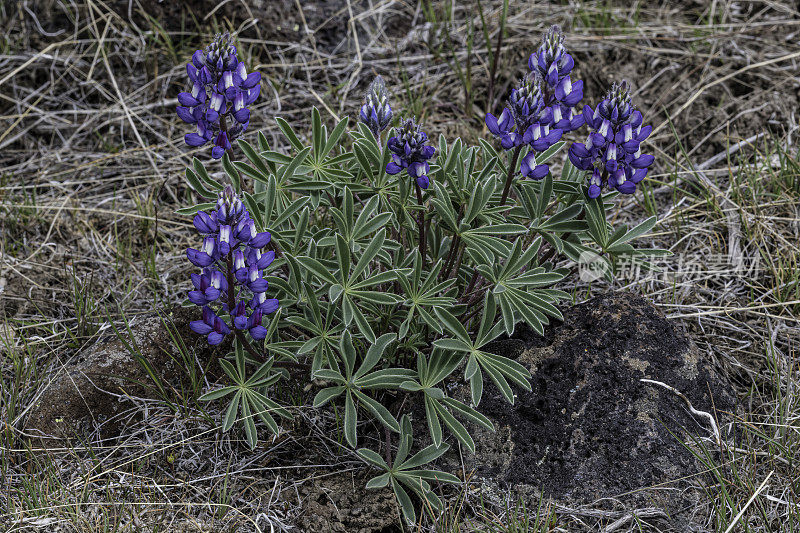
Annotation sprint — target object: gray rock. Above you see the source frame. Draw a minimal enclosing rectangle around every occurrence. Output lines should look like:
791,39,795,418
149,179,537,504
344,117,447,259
23,306,213,441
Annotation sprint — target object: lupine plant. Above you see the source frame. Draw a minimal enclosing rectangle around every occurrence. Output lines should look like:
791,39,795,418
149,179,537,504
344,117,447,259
178,30,665,523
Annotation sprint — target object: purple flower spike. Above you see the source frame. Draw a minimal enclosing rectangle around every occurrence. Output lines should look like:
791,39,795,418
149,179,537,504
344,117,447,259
529,26,574,81
386,118,436,190
176,32,261,159
186,187,279,347
568,81,654,197
523,26,584,134
359,75,393,138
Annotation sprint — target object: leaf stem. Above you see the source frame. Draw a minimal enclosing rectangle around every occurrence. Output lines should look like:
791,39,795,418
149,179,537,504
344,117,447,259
415,182,427,265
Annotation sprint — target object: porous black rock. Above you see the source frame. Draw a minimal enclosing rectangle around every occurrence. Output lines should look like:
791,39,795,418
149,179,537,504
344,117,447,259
462,291,736,513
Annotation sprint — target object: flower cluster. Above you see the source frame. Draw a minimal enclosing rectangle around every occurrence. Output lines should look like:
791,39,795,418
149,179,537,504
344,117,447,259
386,118,436,190
486,75,562,179
529,25,584,133
485,26,584,180
188,186,279,345
177,33,261,159
568,81,654,198
360,75,393,138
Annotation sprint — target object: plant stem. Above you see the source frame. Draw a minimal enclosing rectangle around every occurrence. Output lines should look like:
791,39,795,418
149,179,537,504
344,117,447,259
219,113,253,194
224,254,265,362
500,145,523,206
415,182,427,264
219,113,235,161
449,239,465,279
464,269,480,296
442,234,460,279
384,428,392,468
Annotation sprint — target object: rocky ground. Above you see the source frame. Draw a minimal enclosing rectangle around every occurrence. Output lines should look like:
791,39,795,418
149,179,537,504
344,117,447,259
18,292,740,532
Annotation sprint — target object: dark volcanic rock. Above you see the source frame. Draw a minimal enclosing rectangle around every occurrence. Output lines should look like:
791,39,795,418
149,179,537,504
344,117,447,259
463,291,736,512
23,306,215,441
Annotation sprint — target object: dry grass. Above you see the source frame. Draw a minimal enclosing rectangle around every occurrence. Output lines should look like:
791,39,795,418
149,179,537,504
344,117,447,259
1,0,799,531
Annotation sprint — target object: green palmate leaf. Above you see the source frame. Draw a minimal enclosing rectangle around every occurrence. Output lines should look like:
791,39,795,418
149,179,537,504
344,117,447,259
275,116,305,151
241,395,257,449
433,307,470,344
353,142,377,178
584,195,609,246
350,302,376,343
192,157,223,190
425,396,443,447
344,391,358,447
354,390,400,432
184,168,216,199
235,160,268,185
313,385,345,407
323,116,349,157
355,333,396,379
365,473,390,489
351,230,385,280
392,478,416,523
296,255,338,285
280,146,312,182
198,385,237,402
311,107,324,159
238,139,273,177
608,216,658,247
222,391,242,432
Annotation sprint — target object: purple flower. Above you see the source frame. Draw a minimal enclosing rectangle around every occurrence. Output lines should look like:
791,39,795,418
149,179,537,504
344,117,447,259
189,269,227,306
187,186,279,346
251,292,280,314
359,75,393,138
568,81,654,197
190,307,231,346
385,118,436,190
176,33,261,159
187,236,218,267
485,75,561,181
247,309,268,340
